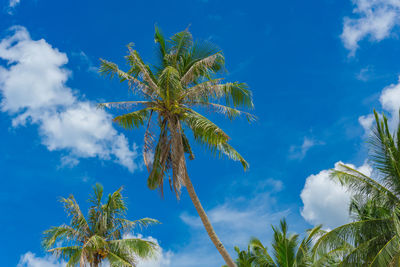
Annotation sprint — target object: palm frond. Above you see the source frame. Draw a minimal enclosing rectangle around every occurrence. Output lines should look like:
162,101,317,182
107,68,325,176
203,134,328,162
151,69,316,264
250,237,275,266
99,59,153,98
197,102,256,122
168,29,193,64
109,238,157,259
154,25,167,68
43,225,84,249
147,120,170,193
181,129,195,160
181,78,223,102
126,45,160,93
219,82,253,109
105,186,126,218
113,108,150,129
217,142,249,170
158,66,182,101
183,109,229,146
296,225,324,265
60,196,90,238
47,246,81,260
114,218,160,233
97,101,152,110
331,163,400,205
312,219,391,259
181,52,224,86
370,110,400,196
368,235,400,266
89,183,104,207
107,251,134,267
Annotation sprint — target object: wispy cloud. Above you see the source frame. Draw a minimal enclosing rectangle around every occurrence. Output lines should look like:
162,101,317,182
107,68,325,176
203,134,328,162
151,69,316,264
6,0,21,15
0,26,139,172
341,0,400,55
356,65,374,81
71,51,98,74
174,181,289,266
289,137,323,160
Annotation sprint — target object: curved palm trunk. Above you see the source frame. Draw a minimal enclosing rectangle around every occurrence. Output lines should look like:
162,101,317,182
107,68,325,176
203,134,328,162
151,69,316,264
184,174,237,267
169,119,236,266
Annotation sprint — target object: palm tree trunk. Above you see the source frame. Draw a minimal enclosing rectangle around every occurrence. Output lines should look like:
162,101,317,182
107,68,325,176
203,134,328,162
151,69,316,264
184,173,237,267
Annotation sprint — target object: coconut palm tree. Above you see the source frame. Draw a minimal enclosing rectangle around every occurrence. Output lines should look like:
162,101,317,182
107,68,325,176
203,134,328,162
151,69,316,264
42,183,159,267
98,26,254,266
228,219,342,267
313,110,400,266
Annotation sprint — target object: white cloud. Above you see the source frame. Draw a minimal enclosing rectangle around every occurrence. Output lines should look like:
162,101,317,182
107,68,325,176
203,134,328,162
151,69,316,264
300,161,372,229
341,0,400,55
359,76,400,134
380,77,400,117
0,26,138,172
289,137,323,160
17,252,66,267
358,113,375,132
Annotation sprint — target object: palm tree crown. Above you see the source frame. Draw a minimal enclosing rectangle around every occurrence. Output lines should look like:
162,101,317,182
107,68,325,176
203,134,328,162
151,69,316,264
99,26,254,197
42,184,159,267
314,110,400,266
99,26,254,266
230,219,340,267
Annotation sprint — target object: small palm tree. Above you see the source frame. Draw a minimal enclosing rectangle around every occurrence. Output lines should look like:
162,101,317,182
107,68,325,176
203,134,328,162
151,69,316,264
43,184,159,267
313,110,400,266
230,219,342,267
99,26,254,266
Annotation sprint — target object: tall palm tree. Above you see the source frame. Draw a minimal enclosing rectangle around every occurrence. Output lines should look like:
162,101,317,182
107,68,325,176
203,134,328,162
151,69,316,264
229,219,341,267
98,26,254,266
43,184,159,267
313,110,400,266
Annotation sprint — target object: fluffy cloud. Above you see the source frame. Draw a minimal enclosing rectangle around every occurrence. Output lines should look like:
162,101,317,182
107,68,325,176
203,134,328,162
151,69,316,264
0,26,138,172
17,252,66,267
359,76,400,133
300,161,372,229
341,0,400,55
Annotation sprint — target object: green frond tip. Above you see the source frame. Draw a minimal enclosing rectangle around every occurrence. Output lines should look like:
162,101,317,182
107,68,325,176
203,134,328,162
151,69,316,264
222,82,254,109
218,143,249,170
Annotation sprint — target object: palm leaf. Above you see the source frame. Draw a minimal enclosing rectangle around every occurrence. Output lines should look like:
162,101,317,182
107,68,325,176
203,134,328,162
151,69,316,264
181,52,224,86
113,108,150,129
331,163,399,205
99,59,153,98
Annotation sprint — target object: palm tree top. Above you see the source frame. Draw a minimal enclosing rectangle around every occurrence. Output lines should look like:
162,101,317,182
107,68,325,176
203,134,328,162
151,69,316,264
313,109,400,266
43,183,159,267
229,218,341,267
99,26,255,198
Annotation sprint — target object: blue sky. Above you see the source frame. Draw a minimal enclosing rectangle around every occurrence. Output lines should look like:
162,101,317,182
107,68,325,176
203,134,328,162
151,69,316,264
2,0,400,266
